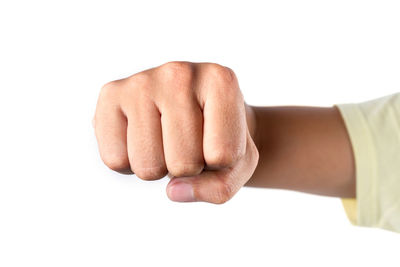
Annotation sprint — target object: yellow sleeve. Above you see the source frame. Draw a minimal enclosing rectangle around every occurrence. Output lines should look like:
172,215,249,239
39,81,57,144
336,93,400,233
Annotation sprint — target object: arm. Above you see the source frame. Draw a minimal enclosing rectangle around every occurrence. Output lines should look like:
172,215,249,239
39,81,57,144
94,61,355,204
245,105,356,198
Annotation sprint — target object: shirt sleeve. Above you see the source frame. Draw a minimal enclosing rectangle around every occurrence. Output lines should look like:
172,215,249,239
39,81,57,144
335,93,400,233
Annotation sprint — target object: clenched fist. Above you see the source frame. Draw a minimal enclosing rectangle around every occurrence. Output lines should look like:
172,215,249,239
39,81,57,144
94,62,259,204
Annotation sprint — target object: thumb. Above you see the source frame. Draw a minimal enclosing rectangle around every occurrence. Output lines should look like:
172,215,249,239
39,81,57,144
166,132,259,204
166,170,235,204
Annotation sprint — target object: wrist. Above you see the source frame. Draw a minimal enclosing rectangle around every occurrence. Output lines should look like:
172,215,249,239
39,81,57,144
245,104,261,150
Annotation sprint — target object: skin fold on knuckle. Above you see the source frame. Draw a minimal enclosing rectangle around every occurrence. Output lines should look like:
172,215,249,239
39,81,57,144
102,153,130,173
134,165,168,181
205,147,244,169
152,62,197,110
167,162,204,178
206,63,236,84
158,61,194,85
99,80,125,102
205,64,243,103
119,73,153,109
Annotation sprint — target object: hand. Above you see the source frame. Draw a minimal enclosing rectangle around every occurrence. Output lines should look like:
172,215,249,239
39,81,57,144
94,62,259,204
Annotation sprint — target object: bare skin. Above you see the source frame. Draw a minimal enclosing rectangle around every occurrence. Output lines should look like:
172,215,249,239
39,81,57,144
94,61,355,204
246,106,355,198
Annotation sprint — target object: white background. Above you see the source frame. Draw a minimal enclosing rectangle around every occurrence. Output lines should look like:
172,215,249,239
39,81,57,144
0,0,399,266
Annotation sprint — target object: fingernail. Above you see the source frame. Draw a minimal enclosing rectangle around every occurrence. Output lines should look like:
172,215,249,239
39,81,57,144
168,181,195,202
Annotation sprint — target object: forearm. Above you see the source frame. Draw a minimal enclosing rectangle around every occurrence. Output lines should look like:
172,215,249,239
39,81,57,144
245,105,356,198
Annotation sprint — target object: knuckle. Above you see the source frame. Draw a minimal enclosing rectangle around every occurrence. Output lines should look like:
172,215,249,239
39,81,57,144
102,154,130,173
159,61,194,82
205,64,243,102
207,64,236,84
100,80,120,96
213,179,235,204
206,148,243,168
134,166,168,181
99,80,127,102
168,163,204,178
129,71,151,89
